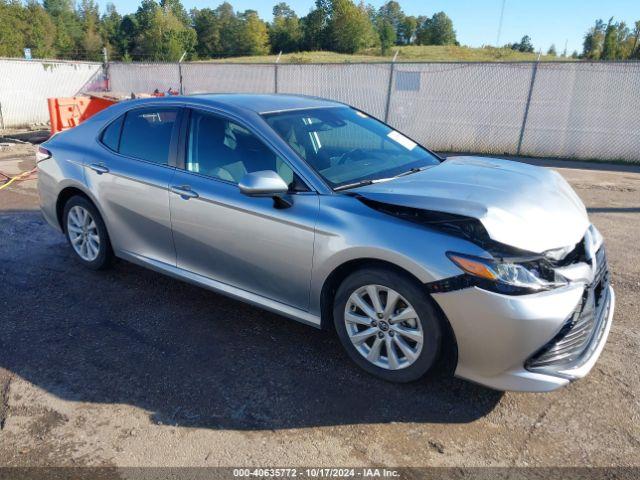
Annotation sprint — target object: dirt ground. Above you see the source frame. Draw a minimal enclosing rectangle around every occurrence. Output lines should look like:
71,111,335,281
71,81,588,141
0,140,638,470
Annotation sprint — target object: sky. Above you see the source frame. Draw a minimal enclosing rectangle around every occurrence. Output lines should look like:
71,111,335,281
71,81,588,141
107,0,640,55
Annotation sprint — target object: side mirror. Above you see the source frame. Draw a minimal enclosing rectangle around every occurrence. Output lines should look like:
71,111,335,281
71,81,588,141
238,170,291,208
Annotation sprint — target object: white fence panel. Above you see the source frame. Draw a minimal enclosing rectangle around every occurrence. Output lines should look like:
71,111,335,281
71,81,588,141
277,63,391,119
519,62,640,162
2,58,639,162
108,62,180,94
0,59,101,128
182,63,276,94
387,63,534,155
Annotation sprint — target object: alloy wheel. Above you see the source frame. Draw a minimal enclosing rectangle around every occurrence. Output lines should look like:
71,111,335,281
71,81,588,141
344,284,424,370
67,205,101,262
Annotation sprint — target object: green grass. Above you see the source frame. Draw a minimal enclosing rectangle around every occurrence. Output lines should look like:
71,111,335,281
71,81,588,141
201,45,565,63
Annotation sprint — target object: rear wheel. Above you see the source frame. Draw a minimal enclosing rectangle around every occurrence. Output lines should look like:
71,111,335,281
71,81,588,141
333,267,442,383
63,195,113,270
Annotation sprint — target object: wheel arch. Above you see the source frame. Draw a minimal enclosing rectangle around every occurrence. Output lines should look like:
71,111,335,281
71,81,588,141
319,259,422,328
319,257,458,373
56,186,89,230
56,185,102,232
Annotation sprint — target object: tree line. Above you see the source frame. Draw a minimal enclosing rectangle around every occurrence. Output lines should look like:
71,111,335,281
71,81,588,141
582,18,640,60
0,0,457,61
0,0,639,62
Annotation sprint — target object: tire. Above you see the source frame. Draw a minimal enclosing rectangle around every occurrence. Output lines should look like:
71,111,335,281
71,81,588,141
62,195,114,270
333,267,442,383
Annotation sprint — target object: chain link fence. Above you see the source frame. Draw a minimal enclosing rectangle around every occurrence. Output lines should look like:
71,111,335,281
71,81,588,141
0,58,102,129
387,63,535,155
1,58,638,162
520,62,640,161
108,62,180,94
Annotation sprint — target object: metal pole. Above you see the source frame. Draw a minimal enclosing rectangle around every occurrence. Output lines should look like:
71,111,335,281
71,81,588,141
274,51,282,94
516,56,540,155
496,0,506,47
102,47,110,92
384,50,399,123
178,51,186,95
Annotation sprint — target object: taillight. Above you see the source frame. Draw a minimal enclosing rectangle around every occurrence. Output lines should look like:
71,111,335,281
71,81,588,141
36,146,51,163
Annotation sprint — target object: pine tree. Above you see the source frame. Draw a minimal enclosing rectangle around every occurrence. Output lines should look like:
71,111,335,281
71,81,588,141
134,0,196,61
269,3,302,53
582,19,605,59
24,1,57,59
378,19,396,54
300,7,326,51
376,1,404,45
100,3,122,56
237,10,270,56
0,1,27,57
192,8,221,57
632,21,640,59
79,0,103,61
44,0,83,58
601,18,618,60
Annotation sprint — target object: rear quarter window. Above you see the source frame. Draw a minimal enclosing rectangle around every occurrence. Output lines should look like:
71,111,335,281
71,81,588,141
100,115,124,152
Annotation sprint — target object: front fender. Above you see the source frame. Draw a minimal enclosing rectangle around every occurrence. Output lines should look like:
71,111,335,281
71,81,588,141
309,195,488,316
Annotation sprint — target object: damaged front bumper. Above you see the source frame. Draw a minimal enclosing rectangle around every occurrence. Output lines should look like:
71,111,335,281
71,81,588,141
431,249,614,392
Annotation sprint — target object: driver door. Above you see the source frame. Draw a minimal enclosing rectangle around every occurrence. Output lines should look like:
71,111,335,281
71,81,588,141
169,109,319,310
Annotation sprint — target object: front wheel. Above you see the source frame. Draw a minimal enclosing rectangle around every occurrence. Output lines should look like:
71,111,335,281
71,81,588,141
333,267,442,383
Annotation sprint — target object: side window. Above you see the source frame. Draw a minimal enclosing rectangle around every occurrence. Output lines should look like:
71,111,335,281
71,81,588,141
101,115,124,151
186,110,303,189
119,108,178,165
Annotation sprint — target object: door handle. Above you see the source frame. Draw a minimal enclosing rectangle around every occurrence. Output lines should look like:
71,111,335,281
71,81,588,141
170,185,199,199
88,163,109,175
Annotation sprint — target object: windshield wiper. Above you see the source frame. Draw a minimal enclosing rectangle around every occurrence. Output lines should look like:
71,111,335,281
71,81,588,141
334,179,375,191
334,167,428,192
393,166,427,178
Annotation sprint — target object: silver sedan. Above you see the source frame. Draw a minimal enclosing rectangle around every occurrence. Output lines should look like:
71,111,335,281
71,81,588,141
37,94,614,392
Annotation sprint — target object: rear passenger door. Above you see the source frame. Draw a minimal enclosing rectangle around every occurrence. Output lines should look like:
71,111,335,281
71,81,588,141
169,108,319,311
87,105,182,265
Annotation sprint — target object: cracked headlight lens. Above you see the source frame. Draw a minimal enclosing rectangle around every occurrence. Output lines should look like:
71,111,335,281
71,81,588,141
447,252,566,293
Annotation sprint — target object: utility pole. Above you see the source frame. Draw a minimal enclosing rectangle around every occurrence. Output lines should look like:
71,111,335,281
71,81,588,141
178,51,186,95
384,50,399,123
102,47,110,92
274,51,282,94
517,50,541,155
496,0,506,47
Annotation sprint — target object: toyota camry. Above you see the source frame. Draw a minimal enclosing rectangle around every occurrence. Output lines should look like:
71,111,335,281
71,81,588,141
37,94,614,391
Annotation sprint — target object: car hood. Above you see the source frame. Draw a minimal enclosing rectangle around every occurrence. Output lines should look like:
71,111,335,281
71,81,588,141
355,156,589,254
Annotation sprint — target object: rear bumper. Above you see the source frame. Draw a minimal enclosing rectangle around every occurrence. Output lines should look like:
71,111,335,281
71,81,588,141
432,282,615,392
37,164,62,232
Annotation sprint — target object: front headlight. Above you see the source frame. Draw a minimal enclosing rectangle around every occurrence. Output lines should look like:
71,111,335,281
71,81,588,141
446,252,567,294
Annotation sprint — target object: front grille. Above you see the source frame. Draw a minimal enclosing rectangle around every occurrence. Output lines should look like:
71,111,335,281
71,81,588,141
526,247,611,372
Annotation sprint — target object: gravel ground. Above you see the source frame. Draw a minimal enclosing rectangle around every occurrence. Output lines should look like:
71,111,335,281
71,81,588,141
0,141,638,470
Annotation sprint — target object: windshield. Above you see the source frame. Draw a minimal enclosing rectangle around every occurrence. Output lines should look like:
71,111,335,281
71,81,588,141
263,107,440,189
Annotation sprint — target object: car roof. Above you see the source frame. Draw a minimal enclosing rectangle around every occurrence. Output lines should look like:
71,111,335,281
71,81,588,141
96,94,347,124
181,93,343,115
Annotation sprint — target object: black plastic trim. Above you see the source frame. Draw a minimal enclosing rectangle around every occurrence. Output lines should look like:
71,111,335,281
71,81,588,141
424,274,548,296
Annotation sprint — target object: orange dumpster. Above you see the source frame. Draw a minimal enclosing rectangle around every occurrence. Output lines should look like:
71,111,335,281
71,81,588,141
47,96,116,136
